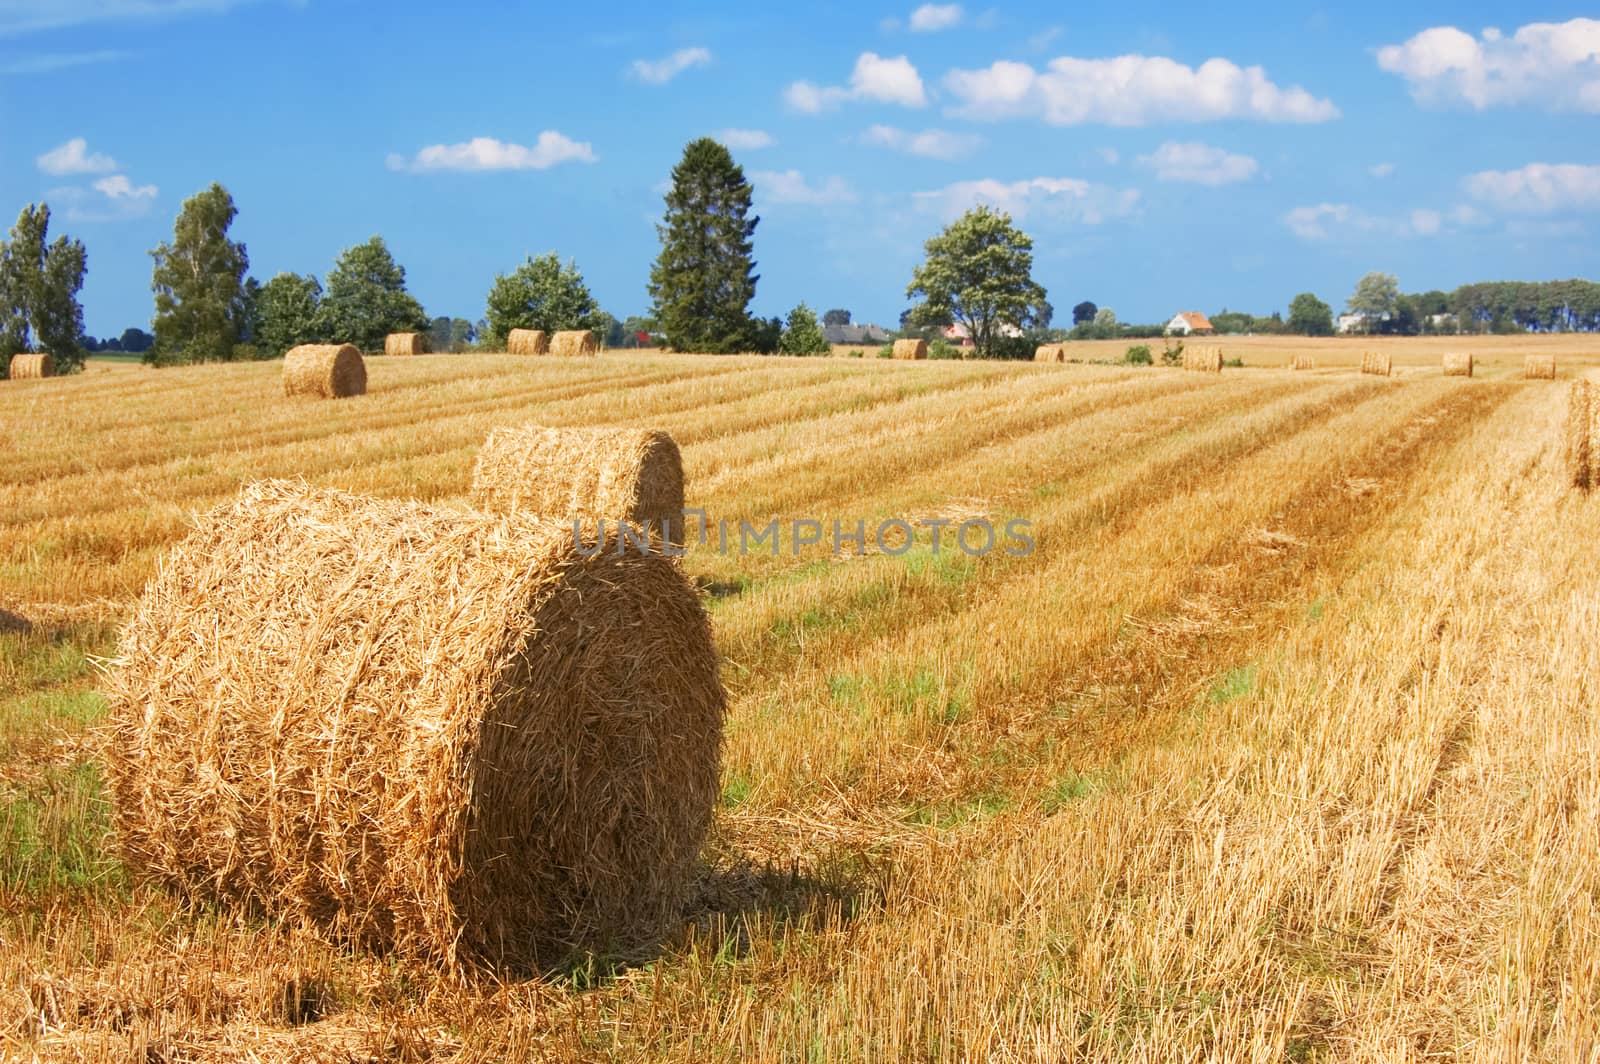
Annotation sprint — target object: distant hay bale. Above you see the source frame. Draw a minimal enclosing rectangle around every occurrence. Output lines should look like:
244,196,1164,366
1290,354,1315,371
385,332,427,357
550,330,599,357
1525,354,1556,380
507,329,549,356
1361,352,1393,377
1183,345,1222,373
104,480,724,969
8,353,54,380
1569,380,1594,492
892,339,928,361
282,344,366,399
1442,352,1474,378
1033,343,1065,363
473,426,685,546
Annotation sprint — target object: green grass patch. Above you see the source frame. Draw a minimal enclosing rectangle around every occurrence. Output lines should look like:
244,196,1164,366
1042,771,1100,812
1208,664,1258,704
905,791,1011,829
0,760,123,896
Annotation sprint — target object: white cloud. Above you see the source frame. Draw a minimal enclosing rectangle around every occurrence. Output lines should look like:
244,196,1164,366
944,54,1339,125
909,3,962,32
860,124,981,160
1463,162,1600,212
1097,147,1120,165
1283,202,1449,240
750,170,857,206
785,52,927,113
0,49,129,74
1138,141,1258,185
630,46,711,85
36,137,117,175
1369,162,1395,178
0,0,265,35
715,128,774,150
92,174,157,200
1377,19,1600,111
913,176,1140,223
386,133,597,173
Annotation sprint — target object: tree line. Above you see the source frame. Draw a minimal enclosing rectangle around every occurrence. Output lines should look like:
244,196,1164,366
6,137,1600,376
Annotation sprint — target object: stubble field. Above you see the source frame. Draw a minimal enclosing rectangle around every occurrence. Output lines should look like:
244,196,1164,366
1,341,1597,1060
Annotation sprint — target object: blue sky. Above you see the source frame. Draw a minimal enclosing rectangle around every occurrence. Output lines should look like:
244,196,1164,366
2,1,1598,336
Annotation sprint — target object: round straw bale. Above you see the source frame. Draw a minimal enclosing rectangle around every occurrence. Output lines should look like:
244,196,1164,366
892,338,928,360
1569,380,1594,492
1033,343,1065,363
1442,352,1474,377
1525,354,1556,380
282,344,366,399
1361,352,1393,377
8,353,54,380
472,426,685,546
549,330,599,357
104,480,724,969
507,329,549,355
385,332,427,357
1291,354,1315,371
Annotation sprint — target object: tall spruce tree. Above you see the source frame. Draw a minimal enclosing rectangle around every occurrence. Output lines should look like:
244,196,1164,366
648,138,760,353
149,183,251,365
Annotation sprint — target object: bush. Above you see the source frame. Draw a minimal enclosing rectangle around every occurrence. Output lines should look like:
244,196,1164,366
877,343,895,359
928,339,960,360
1124,344,1152,365
231,343,261,362
1160,337,1185,366
1223,357,1245,368
778,302,831,356
847,349,864,358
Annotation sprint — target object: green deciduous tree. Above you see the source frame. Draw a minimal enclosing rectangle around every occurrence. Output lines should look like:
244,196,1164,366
254,272,324,357
149,183,251,365
1348,271,1400,322
822,308,851,327
1288,292,1335,336
316,236,427,351
0,203,88,375
779,302,830,355
906,206,1046,360
483,253,596,346
649,138,760,353
1071,300,1097,325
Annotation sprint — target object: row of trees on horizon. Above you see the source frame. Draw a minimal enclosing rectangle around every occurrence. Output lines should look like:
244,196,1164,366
5,137,1600,377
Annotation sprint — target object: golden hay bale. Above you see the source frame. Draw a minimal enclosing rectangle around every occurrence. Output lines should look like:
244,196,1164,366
282,344,366,399
549,330,599,357
1183,346,1222,373
472,426,685,546
8,353,54,380
1033,343,1065,363
1525,354,1556,380
384,332,427,357
1569,380,1594,492
507,329,549,356
1361,352,1393,377
1442,352,1474,378
892,338,929,360
104,480,724,969
1290,354,1315,371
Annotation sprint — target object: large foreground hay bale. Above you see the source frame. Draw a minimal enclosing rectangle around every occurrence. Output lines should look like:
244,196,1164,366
1569,380,1595,492
282,344,366,399
385,332,427,357
507,329,548,355
104,481,724,969
473,426,685,546
550,330,599,357
1033,343,1065,363
1525,354,1556,380
892,338,928,360
8,353,54,380
1361,352,1393,377
1442,352,1474,378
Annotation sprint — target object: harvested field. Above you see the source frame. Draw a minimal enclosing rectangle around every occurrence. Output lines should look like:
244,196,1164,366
2,351,1598,1060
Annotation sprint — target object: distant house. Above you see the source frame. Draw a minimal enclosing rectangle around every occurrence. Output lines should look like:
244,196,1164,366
822,323,893,346
1337,312,1374,335
942,322,1023,347
1166,311,1214,336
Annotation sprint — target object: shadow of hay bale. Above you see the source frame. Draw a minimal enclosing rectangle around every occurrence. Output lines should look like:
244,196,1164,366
0,608,30,634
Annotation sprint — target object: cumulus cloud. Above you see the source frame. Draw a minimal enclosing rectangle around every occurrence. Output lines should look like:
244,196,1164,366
909,3,962,31
48,174,158,222
386,133,597,173
1283,202,1451,240
1377,19,1600,111
93,173,157,200
1138,141,1258,185
785,52,927,112
944,54,1339,125
36,137,117,175
860,124,981,160
913,176,1140,223
750,169,857,206
1369,162,1395,178
715,128,774,150
1463,162,1600,212
630,46,711,84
